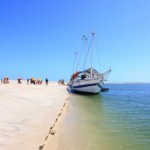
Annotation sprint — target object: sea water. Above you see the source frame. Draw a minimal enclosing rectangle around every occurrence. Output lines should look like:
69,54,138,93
57,84,150,150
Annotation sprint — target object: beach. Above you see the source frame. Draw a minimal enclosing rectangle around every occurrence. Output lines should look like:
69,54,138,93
0,80,69,150
1,82,150,150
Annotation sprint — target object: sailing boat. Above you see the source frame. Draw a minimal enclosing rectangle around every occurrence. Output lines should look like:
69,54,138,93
67,32,111,94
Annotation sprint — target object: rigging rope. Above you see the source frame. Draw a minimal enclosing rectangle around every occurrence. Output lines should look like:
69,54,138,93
71,31,102,73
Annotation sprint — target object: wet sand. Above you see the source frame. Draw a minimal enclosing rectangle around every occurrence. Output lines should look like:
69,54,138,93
0,80,69,150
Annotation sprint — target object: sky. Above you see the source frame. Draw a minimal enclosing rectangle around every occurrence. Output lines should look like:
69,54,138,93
0,0,150,82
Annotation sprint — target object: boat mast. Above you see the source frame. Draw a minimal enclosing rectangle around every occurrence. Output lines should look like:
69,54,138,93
82,35,87,70
91,32,95,77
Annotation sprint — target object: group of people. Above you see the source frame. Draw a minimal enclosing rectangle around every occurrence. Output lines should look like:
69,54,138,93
1,77,66,86
27,78,49,85
70,71,87,81
0,77,49,85
1,77,9,84
58,79,65,85
27,78,43,85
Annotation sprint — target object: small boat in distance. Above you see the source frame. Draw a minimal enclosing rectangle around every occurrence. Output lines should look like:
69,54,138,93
67,32,111,94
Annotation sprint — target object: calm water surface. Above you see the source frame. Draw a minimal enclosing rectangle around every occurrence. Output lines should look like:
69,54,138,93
58,84,150,150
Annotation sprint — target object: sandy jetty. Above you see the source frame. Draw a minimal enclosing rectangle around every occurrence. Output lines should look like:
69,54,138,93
0,80,69,150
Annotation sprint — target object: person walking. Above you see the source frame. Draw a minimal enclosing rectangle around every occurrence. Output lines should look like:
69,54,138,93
45,78,48,85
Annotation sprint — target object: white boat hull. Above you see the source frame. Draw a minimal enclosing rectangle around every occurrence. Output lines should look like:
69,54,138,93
67,78,103,94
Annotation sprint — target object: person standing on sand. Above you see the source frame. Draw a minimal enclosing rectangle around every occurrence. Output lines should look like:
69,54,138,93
27,79,29,84
1,78,3,84
45,78,48,85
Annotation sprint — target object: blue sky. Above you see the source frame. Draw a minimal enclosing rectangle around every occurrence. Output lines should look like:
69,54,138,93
0,0,150,82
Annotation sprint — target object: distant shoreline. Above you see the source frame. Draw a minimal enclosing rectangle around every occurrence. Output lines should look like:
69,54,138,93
105,82,150,84
2,80,150,85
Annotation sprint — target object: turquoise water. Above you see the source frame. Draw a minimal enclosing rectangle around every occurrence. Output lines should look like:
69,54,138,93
57,84,150,150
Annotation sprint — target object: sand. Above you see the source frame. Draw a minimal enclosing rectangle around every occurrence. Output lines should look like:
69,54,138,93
0,80,69,150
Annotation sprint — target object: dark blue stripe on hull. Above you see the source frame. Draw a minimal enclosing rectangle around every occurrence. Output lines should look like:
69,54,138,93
72,83,98,88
